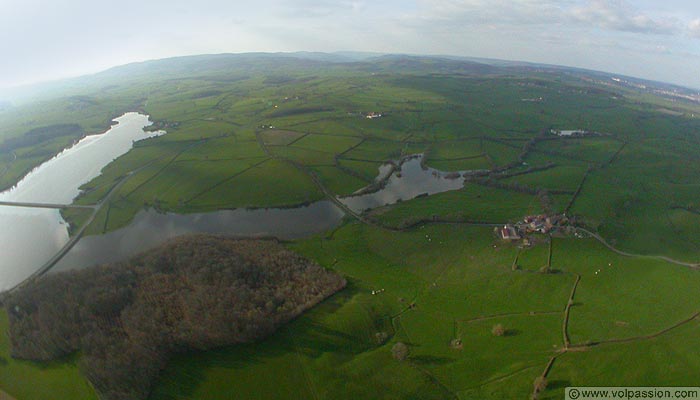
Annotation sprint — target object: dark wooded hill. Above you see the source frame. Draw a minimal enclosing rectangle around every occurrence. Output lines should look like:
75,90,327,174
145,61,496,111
3,235,345,400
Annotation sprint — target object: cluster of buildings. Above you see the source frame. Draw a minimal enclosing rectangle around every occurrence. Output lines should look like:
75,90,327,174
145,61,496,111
550,129,588,137
498,214,569,241
521,97,544,102
365,112,383,119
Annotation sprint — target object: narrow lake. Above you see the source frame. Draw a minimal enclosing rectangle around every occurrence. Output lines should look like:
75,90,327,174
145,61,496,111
0,113,163,291
52,201,345,272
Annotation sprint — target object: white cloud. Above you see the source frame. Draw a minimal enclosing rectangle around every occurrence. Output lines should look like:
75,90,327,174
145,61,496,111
689,18,700,37
570,0,679,34
412,0,566,25
1,0,700,89
408,0,681,35
275,0,367,18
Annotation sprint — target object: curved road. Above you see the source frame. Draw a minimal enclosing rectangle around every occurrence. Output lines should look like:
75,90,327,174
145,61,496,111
576,227,700,269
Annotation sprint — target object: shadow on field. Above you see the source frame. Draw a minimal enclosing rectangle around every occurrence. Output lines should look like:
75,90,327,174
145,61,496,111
410,355,456,365
547,380,572,389
547,269,564,274
504,329,521,337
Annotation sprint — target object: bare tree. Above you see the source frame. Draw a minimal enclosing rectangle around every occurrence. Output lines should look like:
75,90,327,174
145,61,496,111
391,342,409,361
492,323,505,337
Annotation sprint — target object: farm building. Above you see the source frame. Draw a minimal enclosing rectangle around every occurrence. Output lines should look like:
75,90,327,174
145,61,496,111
499,225,521,240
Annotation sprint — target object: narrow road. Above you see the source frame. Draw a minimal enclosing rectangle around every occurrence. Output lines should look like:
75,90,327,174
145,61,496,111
7,174,131,294
576,228,700,269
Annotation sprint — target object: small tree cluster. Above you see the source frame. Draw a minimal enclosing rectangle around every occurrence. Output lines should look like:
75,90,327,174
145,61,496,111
391,342,409,361
492,323,505,337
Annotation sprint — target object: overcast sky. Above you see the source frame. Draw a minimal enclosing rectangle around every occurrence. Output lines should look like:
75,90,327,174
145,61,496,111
1,0,700,89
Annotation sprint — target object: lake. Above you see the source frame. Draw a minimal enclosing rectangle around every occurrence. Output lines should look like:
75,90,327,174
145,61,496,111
0,120,471,289
339,155,466,213
52,201,345,272
54,154,470,272
0,113,163,290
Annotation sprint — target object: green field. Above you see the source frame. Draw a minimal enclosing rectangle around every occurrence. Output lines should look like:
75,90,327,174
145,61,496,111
0,310,97,400
3,54,700,399
150,223,700,400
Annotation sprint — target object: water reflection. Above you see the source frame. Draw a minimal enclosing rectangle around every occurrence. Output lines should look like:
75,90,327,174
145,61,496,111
52,201,345,271
339,155,465,213
0,113,163,290
54,155,470,272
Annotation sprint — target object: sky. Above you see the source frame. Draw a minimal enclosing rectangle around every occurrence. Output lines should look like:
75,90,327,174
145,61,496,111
1,0,700,89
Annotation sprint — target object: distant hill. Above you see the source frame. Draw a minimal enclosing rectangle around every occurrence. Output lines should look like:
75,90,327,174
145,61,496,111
2,51,698,106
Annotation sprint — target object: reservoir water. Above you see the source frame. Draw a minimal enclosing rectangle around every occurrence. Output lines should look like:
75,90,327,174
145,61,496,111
339,155,466,213
0,113,164,291
0,121,470,289
52,201,345,272
52,154,468,273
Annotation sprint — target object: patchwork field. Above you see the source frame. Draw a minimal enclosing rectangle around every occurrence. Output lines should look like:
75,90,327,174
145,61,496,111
2,54,700,399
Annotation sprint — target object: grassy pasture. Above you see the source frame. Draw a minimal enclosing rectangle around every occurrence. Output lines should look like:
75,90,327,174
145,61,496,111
290,133,362,154
481,140,523,168
7,221,700,399
571,141,700,261
150,223,576,399
423,140,492,171
160,120,237,142
0,310,97,400
148,223,700,399
545,320,700,399
370,183,544,228
187,158,324,209
269,145,335,166
516,242,550,272
502,165,587,192
428,139,484,160
536,136,623,164
259,129,306,146
309,166,368,196
552,238,700,344
337,158,383,182
340,139,404,162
